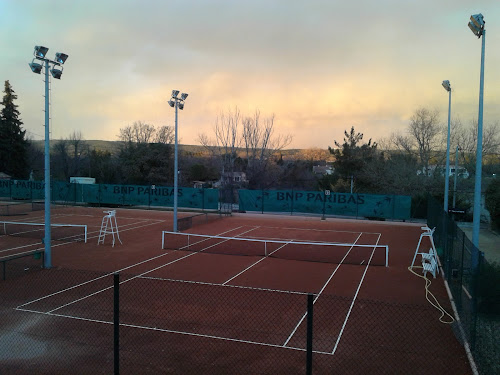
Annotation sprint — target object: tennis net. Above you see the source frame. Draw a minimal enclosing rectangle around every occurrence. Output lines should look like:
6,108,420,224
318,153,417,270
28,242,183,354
0,221,87,243
0,202,44,216
177,212,222,231
161,231,389,266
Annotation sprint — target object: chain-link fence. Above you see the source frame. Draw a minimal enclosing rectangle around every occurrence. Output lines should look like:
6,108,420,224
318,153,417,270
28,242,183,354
1,266,473,374
0,180,219,211
427,195,500,375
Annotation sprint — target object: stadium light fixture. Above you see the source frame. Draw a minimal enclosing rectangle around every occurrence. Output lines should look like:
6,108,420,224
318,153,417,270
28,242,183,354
50,67,63,79
29,60,43,74
442,80,451,92
442,80,452,214
468,14,484,38
55,52,69,64
34,45,49,58
168,90,189,232
28,45,69,269
467,13,486,263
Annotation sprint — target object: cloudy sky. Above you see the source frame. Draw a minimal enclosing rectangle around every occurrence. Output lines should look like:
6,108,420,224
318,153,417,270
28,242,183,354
1,0,499,149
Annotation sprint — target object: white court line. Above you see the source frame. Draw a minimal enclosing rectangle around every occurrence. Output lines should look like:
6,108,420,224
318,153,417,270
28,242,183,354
1,218,162,260
47,227,259,313
16,226,252,311
139,275,308,295
0,219,164,258
330,233,382,355
252,225,381,236
282,232,362,347
18,219,195,307
14,307,336,356
222,240,293,285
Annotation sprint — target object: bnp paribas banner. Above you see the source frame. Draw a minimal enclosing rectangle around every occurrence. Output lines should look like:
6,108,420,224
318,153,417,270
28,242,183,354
0,180,219,210
238,189,411,220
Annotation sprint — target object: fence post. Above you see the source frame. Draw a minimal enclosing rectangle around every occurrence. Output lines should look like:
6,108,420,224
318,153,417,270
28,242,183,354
202,188,205,212
471,252,483,351
306,293,313,375
322,191,326,220
114,272,120,375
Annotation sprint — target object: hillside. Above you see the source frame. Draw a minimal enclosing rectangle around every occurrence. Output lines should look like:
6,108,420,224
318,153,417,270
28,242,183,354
29,140,307,159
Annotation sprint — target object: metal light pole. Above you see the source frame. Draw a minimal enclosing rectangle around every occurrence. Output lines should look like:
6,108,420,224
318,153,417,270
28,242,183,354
468,14,485,251
168,90,188,232
29,46,69,269
453,146,459,208
442,80,452,214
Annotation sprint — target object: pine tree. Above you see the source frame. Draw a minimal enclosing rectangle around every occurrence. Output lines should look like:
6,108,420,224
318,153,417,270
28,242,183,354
0,80,29,178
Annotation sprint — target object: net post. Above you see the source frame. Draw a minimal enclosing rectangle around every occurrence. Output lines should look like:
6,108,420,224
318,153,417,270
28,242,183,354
265,241,267,256
306,293,313,375
114,272,120,375
385,245,389,267
161,231,165,249
84,225,87,243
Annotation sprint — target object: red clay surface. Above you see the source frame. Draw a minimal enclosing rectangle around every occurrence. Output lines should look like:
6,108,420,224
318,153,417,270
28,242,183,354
0,206,472,374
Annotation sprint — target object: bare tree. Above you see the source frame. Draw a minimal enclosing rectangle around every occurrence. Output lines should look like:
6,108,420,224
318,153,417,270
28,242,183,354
199,107,241,176
199,107,293,189
116,121,174,184
242,111,292,169
389,108,443,175
119,121,156,143
53,139,71,180
155,125,174,144
67,130,86,176
241,111,292,187
452,118,500,173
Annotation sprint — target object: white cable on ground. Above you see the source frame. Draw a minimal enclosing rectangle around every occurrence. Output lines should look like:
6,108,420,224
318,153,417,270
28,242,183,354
408,265,455,324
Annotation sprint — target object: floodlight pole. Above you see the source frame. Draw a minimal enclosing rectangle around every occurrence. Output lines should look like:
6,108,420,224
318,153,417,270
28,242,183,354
173,100,179,232
472,28,486,252
43,61,52,269
169,91,188,232
443,84,451,213
29,46,68,269
453,146,459,208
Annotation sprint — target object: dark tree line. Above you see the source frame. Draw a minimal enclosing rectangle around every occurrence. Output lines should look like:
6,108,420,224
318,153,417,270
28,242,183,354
0,81,29,178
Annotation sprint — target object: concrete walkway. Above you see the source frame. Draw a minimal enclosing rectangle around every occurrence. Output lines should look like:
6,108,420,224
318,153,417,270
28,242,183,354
458,223,500,264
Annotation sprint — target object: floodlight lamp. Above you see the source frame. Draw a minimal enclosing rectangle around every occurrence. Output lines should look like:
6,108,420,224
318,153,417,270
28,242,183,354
468,22,482,37
171,90,179,98
55,52,68,64
34,45,49,59
168,100,175,108
442,80,451,92
50,67,63,79
470,14,484,29
468,14,484,38
178,103,184,110
29,61,43,74
180,93,188,100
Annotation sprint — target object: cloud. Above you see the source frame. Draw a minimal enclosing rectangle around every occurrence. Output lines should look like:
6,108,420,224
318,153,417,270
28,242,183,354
3,0,500,149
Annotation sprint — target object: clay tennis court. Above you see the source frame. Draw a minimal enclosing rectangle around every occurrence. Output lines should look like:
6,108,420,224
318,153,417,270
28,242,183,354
0,206,472,374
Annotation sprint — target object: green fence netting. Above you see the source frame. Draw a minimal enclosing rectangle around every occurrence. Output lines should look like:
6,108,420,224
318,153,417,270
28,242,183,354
238,189,412,220
1,180,219,211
